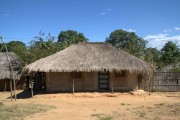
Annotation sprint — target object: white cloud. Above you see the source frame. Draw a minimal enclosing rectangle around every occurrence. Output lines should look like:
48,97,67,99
144,34,167,40
144,34,180,49
123,29,136,32
175,27,180,31
162,27,180,32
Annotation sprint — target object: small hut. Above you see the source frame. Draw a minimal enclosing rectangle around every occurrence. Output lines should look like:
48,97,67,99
22,42,154,92
0,52,21,91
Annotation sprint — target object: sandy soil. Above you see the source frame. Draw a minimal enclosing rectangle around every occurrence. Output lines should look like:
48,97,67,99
0,90,180,120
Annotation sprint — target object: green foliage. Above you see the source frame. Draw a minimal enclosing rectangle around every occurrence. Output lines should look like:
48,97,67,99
0,41,26,52
144,47,162,69
1,30,88,67
7,41,26,52
161,41,180,65
1,29,180,73
0,40,28,68
106,29,147,58
58,30,88,48
28,31,62,63
161,41,180,71
106,30,180,71
0,44,4,51
91,113,113,120
0,32,62,67
170,59,180,72
137,110,146,117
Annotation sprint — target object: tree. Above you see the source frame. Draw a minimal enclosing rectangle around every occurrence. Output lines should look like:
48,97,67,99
106,29,147,58
0,41,26,52
0,41,28,68
28,31,62,63
144,47,162,69
58,30,88,48
7,41,26,52
161,41,180,70
0,43,4,51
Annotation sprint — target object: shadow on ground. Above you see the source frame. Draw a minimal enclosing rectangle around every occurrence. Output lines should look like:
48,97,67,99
7,89,46,99
6,90,135,99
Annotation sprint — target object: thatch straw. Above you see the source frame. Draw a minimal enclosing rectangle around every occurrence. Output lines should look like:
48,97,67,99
0,52,20,80
23,42,154,76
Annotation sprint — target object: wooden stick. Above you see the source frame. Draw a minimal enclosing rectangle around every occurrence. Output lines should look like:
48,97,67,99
31,76,34,97
73,72,74,94
0,37,16,100
10,79,13,101
4,79,6,92
111,72,114,94
31,87,33,97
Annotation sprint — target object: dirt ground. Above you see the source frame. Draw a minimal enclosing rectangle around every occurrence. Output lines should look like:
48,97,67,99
0,90,180,120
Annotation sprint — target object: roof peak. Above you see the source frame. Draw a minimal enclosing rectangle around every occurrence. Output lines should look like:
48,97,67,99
77,42,111,45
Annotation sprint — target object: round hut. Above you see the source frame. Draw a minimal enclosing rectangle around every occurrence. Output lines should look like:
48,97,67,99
0,52,21,91
22,42,154,92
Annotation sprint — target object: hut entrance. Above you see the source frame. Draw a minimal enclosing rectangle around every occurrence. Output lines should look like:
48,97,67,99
98,71,109,90
33,72,46,91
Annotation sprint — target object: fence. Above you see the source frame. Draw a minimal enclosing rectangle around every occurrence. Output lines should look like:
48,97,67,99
153,72,180,91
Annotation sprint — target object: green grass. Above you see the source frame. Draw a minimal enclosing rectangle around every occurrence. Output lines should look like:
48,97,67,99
153,115,161,120
91,113,113,120
0,102,3,106
0,103,55,120
98,116,113,120
137,110,146,117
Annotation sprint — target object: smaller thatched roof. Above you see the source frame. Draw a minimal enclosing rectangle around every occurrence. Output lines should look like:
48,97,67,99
0,52,21,80
23,42,154,76
161,62,180,72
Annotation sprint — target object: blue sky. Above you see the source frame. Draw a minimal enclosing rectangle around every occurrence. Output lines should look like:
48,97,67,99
0,0,180,49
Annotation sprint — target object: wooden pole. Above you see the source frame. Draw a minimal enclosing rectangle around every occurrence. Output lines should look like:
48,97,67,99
149,71,154,95
0,36,16,100
4,79,6,92
143,77,146,91
31,87,34,97
31,78,34,97
111,72,114,94
10,79,13,101
72,72,74,94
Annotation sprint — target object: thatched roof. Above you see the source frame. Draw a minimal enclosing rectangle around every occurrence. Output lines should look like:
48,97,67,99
23,42,154,76
0,52,21,80
161,62,180,72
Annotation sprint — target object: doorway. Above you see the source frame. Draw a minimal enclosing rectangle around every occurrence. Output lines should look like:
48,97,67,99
98,71,109,90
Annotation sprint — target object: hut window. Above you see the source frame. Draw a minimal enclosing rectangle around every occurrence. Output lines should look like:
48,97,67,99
72,72,82,78
115,71,125,77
